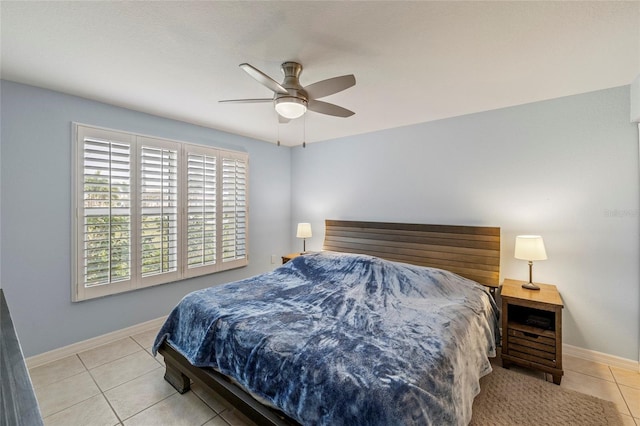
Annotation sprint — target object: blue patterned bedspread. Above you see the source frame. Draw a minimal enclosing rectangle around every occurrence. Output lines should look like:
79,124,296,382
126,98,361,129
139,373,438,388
153,252,500,425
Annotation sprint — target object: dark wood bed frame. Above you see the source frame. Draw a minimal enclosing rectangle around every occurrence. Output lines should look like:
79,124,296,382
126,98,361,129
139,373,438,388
158,219,500,425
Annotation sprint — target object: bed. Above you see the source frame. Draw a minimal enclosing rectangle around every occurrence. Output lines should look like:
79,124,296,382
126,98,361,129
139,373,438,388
153,220,501,425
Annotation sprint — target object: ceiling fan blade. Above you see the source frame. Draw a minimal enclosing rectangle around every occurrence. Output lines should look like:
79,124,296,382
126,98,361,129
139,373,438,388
308,100,355,117
239,63,288,95
219,98,273,104
305,74,356,99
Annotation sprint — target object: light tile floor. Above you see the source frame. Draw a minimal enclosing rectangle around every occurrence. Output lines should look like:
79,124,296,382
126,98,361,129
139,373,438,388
29,330,257,426
30,328,640,425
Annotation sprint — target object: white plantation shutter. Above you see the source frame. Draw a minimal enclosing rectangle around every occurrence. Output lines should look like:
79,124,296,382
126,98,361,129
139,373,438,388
185,149,217,276
184,146,248,276
139,139,180,285
74,126,135,300
83,138,132,285
73,124,249,301
221,155,248,266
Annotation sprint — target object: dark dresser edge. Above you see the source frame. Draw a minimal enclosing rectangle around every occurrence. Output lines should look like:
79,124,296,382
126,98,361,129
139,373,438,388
1,289,44,426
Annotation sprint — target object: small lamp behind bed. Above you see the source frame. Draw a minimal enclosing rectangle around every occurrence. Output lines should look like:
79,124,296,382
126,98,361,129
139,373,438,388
297,223,312,254
514,235,547,290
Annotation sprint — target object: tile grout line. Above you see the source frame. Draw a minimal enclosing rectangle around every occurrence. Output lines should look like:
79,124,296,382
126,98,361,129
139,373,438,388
31,364,87,391
90,332,181,424
38,354,102,421
83,339,171,424
608,365,637,421
191,386,232,424
78,337,143,370
89,358,165,393
69,336,172,425
78,349,125,426
562,356,640,420
118,391,177,423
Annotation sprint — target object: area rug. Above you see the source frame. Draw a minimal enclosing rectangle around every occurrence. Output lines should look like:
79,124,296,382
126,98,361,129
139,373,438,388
470,366,623,426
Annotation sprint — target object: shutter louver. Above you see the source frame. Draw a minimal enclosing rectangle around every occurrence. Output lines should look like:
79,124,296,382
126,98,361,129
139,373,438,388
82,138,131,287
221,156,247,262
187,153,217,268
140,146,178,277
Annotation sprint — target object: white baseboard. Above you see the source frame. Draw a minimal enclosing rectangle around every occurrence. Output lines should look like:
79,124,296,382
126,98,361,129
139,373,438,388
563,343,639,372
25,316,167,369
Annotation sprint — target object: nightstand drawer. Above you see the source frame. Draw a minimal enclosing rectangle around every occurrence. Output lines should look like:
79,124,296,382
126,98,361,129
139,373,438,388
508,335,555,355
507,337,556,358
507,328,556,347
508,347,558,367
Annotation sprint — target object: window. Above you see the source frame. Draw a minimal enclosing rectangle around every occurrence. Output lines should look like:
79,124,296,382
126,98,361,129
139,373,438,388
72,124,248,301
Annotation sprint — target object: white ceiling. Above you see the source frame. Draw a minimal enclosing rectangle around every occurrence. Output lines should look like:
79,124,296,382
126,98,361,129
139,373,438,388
2,1,639,146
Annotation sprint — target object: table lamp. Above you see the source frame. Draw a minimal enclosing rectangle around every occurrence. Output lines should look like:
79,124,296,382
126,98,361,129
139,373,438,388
296,223,312,254
514,235,547,290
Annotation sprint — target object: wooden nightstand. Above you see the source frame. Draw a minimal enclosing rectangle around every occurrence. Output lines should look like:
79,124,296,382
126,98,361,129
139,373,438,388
281,252,304,264
501,278,564,384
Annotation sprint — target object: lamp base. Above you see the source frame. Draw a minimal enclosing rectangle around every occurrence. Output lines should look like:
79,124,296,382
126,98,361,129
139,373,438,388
521,281,541,291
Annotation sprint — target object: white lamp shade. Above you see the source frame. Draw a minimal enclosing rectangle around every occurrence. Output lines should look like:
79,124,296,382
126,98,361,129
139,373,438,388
514,235,547,261
275,97,307,119
296,223,312,239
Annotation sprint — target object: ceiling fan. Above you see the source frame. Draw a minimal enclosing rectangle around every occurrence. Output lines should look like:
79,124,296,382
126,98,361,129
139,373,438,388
220,62,356,122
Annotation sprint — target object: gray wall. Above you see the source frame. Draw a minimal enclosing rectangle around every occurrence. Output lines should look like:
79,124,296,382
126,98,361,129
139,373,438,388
632,75,640,122
0,81,292,357
291,86,640,361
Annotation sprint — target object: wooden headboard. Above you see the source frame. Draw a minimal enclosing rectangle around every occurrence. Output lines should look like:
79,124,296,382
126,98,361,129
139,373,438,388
323,219,500,288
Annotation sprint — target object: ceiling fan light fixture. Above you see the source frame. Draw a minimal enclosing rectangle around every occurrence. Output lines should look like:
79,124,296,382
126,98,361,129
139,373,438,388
275,97,307,119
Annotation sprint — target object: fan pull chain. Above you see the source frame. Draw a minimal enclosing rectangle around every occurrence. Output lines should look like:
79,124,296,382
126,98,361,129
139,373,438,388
276,116,281,146
302,115,306,148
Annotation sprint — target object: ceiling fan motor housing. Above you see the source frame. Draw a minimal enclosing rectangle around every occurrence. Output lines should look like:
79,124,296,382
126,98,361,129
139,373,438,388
278,62,308,103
